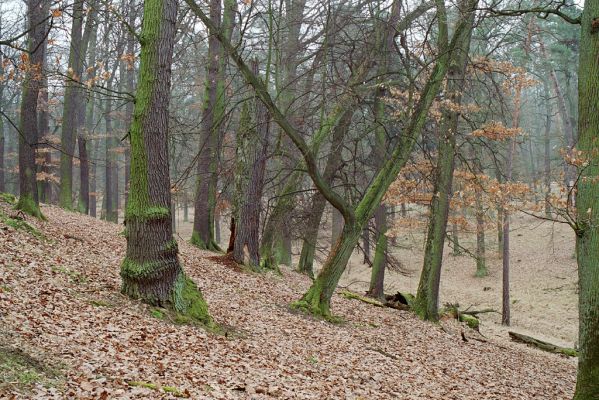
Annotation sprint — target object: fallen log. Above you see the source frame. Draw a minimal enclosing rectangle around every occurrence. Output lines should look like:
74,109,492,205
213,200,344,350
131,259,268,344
339,290,411,311
508,331,578,357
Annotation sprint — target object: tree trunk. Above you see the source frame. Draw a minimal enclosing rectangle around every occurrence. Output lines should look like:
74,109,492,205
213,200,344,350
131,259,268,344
543,80,552,218
121,0,211,326
297,109,352,276
78,14,98,214
59,0,85,210
233,65,270,269
475,172,487,277
362,222,371,264
368,204,387,300
573,3,599,398
104,92,118,223
414,0,476,321
191,0,231,251
16,0,49,218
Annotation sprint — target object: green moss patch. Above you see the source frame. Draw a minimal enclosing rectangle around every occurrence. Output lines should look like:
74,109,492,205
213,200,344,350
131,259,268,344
0,192,17,205
0,346,63,393
0,210,44,239
127,381,189,397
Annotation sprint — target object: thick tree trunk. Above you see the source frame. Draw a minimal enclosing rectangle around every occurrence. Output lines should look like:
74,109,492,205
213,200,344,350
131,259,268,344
414,0,476,321
233,65,270,269
121,0,211,326
16,0,49,218
573,3,599,398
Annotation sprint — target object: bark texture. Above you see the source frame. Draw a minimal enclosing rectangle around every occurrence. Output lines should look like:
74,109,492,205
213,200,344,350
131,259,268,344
16,0,49,218
573,2,599,398
121,0,211,325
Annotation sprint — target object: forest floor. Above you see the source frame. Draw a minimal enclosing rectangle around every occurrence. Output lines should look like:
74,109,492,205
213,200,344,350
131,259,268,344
0,200,576,399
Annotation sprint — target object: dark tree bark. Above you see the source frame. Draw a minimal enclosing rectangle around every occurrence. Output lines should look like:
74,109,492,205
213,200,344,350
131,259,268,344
233,64,270,268
59,0,85,209
121,0,211,326
16,0,50,218
191,0,232,251
77,6,98,214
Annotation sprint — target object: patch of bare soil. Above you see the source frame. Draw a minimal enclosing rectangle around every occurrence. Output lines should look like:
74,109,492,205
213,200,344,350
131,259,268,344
337,213,578,349
0,203,576,399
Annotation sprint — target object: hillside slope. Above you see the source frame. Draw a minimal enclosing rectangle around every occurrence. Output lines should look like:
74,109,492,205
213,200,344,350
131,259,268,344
0,201,576,399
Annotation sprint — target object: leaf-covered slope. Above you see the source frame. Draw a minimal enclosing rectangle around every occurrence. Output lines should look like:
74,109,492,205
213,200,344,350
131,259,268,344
0,202,576,399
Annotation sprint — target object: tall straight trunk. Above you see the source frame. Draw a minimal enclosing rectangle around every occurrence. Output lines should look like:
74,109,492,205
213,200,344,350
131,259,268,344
573,2,599,398
59,0,85,209
0,117,4,193
104,92,118,222
474,151,487,277
0,45,5,194
501,87,523,327
191,0,232,251
501,16,534,327
78,16,98,214
233,68,270,268
121,0,211,326
413,0,476,321
90,138,99,217
123,0,136,207
16,0,49,218
543,80,552,217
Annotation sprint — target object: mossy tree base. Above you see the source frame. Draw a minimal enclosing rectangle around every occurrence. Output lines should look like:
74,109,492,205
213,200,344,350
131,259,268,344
190,231,222,252
15,195,45,220
122,267,213,328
